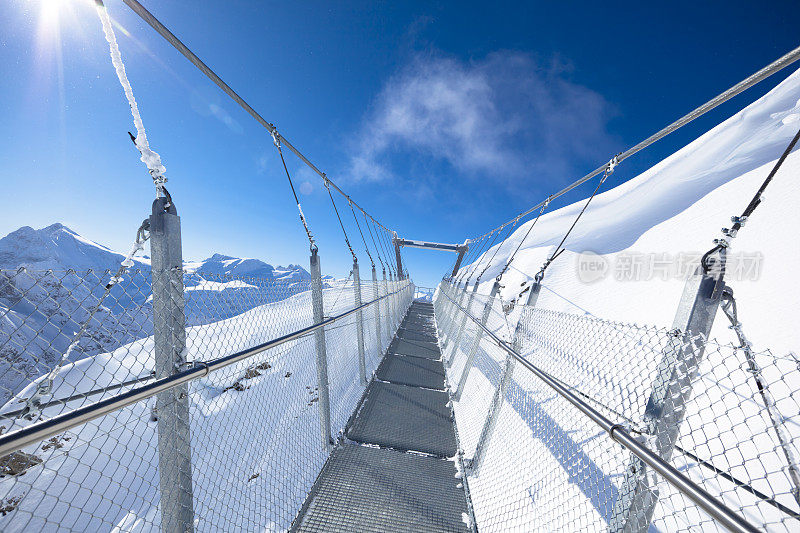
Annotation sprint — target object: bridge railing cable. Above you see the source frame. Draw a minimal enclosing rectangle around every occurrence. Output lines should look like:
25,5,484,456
0,266,415,531
435,281,782,533
464,43,800,248
119,0,397,239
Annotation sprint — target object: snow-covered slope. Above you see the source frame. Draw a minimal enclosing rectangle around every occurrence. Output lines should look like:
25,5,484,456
461,67,800,357
0,223,149,272
0,224,313,403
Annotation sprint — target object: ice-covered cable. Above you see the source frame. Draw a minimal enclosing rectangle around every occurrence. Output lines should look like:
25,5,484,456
96,1,167,191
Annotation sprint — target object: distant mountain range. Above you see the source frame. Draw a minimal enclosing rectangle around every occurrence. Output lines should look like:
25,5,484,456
0,223,312,280
0,223,321,403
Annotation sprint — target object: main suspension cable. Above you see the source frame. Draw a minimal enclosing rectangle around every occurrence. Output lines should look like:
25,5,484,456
119,0,398,238
476,216,522,282
469,44,800,243
496,196,551,283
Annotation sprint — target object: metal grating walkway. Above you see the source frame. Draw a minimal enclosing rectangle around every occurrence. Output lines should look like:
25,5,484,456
346,380,456,455
292,445,468,533
376,353,446,390
292,300,472,532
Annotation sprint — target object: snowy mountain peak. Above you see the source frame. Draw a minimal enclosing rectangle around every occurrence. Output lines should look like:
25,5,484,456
0,224,312,282
0,223,127,272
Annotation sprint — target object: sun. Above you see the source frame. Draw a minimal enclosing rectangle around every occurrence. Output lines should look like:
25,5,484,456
31,0,93,54
38,0,65,33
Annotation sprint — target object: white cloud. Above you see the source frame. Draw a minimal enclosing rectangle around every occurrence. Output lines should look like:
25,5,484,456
299,181,313,195
349,51,617,193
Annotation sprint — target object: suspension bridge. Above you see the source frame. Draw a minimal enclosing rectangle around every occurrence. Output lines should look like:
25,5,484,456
0,0,799,531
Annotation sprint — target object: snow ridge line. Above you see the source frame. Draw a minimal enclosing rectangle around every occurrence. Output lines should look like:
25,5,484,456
469,45,800,243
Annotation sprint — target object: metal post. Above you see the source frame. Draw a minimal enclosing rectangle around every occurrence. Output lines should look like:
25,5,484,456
446,282,479,367
471,277,542,473
387,271,397,330
393,233,404,279
440,281,460,345
392,273,402,326
381,269,391,341
372,265,383,356
451,241,469,277
353,259,367,386
150,197,194,533
610,261,726,532
454,281,500,400
310,248,332,451
440,280,459,347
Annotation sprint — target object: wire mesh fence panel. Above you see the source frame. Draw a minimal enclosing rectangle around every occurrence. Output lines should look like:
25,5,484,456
654,340,800,532
324,312,365,436
183,335,328,532
451,336,505,459
435,280,800,532
463,359,629,532
0,268,156,417
0,263,412,532
515,307,672,432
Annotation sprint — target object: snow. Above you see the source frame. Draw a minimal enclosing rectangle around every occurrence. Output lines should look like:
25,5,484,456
0,38,797,533
0,223,316,406
460,66,800,357
0,280,406,531
443,67,800,531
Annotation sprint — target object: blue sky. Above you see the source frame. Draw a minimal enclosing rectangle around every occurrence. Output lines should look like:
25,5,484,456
1,0,799,286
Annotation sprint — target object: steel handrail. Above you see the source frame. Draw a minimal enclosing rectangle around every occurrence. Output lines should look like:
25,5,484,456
438,283,759,533
0,281,412,457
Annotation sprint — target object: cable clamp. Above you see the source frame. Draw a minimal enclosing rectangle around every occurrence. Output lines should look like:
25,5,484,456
603,155,619,182
730,215,748,228
270,128,281,148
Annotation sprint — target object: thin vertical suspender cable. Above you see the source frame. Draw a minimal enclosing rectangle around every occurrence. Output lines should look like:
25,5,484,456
349,199,375,267
364,211,386,270
476,216,522,282
272,135,316,249
537,164,613,277
495,197,551,282
459,234,489,283
324,180,356,261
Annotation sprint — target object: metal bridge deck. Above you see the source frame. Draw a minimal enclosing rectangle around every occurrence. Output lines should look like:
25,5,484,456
293,301,470,532
375,353,446,390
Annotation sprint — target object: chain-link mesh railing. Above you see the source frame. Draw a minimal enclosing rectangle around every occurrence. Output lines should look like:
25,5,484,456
435,280,799,532
0,266,413,531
